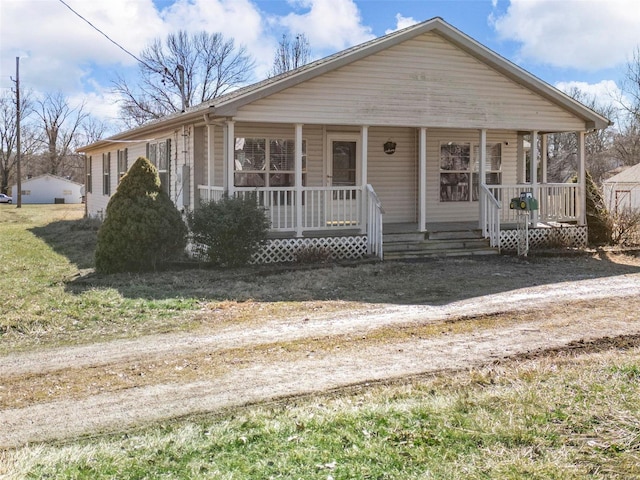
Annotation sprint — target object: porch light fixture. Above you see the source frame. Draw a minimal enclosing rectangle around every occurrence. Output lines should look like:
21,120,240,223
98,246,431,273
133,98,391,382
383,140,397,155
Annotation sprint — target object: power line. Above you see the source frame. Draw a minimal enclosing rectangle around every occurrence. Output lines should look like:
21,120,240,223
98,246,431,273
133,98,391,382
56,0,159,73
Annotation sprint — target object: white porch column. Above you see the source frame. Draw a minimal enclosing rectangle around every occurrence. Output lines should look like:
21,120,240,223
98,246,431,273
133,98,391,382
530,130,539,224
516,134,525,183
541,134,548,184
419,127,427,232
577,131,586,225
207,123,215,201
226,119,235,197
360,125,369,234
478,129,487,229
295,124,303,236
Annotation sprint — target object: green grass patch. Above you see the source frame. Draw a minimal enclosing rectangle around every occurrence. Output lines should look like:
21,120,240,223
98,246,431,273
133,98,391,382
0,206,201,352
5,348,640,479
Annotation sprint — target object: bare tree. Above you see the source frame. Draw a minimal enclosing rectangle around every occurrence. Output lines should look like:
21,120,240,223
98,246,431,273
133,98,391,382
270,33,310,77
545,87,616,184
618,47,640,122
34,92,89,181
0,90,36,194
113,31,254,128
610,47,640,169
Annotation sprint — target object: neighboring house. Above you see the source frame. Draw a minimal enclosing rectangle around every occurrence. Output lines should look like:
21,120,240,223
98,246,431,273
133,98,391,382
11,174,84,204
603,163,640,214
79,17,610,262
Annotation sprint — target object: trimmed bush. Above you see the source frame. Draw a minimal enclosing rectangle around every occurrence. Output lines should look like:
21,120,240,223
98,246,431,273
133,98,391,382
188,194,270,267
95,157,187,273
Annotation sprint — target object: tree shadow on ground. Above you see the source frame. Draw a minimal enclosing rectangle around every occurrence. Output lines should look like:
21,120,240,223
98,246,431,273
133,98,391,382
63,248,640,307
29,217,100,270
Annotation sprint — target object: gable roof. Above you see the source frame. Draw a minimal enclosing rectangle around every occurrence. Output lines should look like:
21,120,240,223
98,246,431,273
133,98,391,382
20,173,84,187
80,17,610,152
603,163,640,184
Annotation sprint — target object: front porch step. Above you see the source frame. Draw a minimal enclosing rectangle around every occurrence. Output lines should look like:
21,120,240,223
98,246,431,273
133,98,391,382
383,229,498,260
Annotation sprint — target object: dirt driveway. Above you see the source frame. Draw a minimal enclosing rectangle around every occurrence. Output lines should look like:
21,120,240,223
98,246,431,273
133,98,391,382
2,252,640,449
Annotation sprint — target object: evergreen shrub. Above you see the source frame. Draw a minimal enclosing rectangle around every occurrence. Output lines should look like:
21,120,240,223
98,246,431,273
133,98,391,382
95,157,187,273
188,194,270,267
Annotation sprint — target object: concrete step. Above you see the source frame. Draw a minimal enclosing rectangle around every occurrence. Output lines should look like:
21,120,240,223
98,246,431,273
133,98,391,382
427,229,483,241
384,238,491,253
384,245,498,260
382,228,497,260
382,232,427,243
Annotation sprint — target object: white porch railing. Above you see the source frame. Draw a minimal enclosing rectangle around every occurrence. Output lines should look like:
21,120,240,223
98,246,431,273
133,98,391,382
480,184,501,250
197,185,225,203
301,186,362,230
366,185,385,259
486,183,578,223
200,185,366,232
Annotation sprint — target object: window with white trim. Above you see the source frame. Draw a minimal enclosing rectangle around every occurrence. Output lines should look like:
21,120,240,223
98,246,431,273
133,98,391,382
439,142,501,202
86,156,92,193
102,152,111,195
117,148,128,182
147,140,171,194
234,138,306,188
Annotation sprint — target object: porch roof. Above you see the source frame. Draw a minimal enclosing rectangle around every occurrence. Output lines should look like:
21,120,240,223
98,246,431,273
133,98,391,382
79,18,610,154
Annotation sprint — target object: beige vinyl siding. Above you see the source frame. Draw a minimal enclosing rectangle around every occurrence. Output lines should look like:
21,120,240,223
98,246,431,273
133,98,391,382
425,129,518,223
367,127,417,223
233,32,585,132
85,135,171,217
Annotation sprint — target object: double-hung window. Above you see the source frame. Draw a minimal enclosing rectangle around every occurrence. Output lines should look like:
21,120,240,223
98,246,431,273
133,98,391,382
86,156,92,194
234,138,306,188
117,148,128,182
440,142,501,202
147,140,171,194
102,152,111,195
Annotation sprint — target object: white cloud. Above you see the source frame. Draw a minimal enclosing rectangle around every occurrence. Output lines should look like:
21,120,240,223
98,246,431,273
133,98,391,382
492,0,640,71
385,13,419,35
555,80,618,101
279,0,374,52
0,0,378,124
1,0,161,92
555,79,630,126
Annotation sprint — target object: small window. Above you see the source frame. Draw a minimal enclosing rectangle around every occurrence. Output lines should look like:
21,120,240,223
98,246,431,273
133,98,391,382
117,148,128,182
86,156,92,193
103,152,111,195
146,140,170,194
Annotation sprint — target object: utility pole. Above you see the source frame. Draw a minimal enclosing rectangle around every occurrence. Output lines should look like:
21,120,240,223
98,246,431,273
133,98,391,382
15,57,22,208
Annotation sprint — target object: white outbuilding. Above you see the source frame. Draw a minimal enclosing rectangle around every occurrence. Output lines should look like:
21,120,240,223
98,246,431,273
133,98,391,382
603,163,640,214
12,174,84,204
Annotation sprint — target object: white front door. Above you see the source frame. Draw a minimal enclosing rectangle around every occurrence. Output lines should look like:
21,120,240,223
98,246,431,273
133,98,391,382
327,135,360,226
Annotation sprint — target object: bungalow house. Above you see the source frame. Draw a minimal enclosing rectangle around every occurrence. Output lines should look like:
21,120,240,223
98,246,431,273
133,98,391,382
79,17,610,262
11,174,84,204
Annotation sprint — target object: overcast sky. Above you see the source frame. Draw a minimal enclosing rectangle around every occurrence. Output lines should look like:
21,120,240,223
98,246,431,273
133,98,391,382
1,0,638,127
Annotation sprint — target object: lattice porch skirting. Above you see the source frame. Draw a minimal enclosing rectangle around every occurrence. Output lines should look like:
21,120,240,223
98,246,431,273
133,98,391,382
252,235,369,264
500,225,588,252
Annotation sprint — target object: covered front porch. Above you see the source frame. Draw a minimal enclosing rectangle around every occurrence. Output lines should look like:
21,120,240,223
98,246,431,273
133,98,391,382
194,123,589,261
